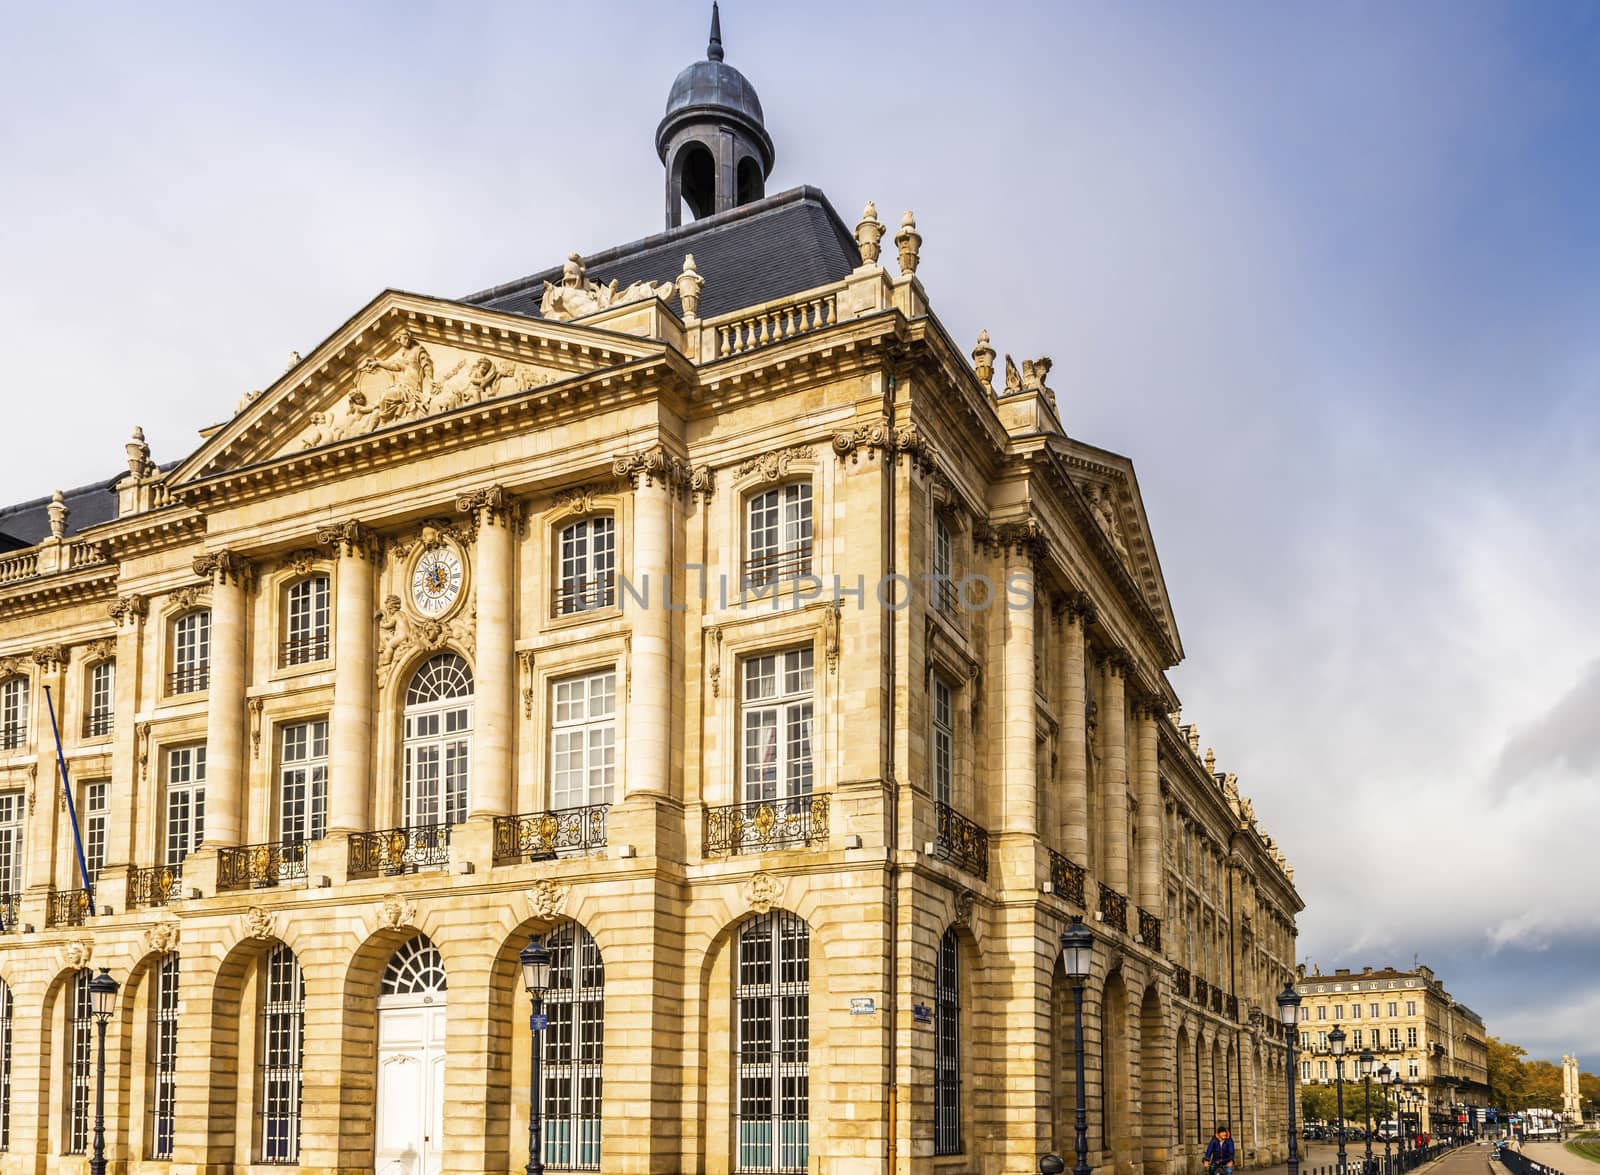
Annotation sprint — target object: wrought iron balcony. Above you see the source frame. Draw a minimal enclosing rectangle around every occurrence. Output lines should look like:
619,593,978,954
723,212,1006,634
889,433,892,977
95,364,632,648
553,576,615,616
1097,885,1128,933
278,634,330,668
47,887,91,928
1226,994,1240,1020
1210,987,1223,1014
128,863,183,908
493,804,609,865
82,709,113,739
0,723,23,751
933,575,960,616
166,664,210,695
1137,906,1161,951
219,840,310,891
1193,977,1210,1006
933,801,989,881
705,793,830,856
1174,966,1192,999
0,893,18,933
740,546,813,592
1046,849,1086,906
348,823,452,879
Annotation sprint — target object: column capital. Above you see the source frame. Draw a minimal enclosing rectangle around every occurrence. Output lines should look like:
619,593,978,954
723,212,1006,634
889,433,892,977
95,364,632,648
455,484,521,527
612,443,690,493
978,514,1047,563
108,592,148,628
316,519,378,558
193,549,254,587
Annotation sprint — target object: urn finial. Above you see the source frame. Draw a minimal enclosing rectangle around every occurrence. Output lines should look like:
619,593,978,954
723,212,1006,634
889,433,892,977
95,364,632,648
895,211,922,276
855,201,886,266
972,330,996,391
47,490,68,541
676,253,705,319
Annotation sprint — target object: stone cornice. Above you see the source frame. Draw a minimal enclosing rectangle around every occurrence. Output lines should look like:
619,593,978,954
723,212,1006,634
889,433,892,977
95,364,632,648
0,563,118,617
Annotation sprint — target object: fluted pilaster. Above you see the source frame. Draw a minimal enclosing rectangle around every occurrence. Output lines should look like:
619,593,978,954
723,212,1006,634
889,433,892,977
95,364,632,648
1101,654,1129,894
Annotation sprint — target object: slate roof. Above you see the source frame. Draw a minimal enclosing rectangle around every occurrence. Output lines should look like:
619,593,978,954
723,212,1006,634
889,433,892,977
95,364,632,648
0,475,121,550
464,186,859,323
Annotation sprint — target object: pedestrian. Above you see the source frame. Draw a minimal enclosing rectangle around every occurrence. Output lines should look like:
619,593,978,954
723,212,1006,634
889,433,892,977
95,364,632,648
1204,1124,1235,1174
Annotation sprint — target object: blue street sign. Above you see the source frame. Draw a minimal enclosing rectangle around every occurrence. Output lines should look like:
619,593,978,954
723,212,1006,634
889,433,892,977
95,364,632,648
530,1013,549,1031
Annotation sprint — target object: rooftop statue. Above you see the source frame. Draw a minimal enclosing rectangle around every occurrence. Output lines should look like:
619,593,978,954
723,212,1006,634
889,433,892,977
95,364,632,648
539,252,675,322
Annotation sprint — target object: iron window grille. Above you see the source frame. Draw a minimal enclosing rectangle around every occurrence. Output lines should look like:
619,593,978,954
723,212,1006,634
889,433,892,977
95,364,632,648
259,945,305,1165
150,953,179,1160
281,576,331,667
84,660,114,737
169,610,211,695
542,923,605,1171
556,517,616,615
0,979,10,1151
734,910,809,1174
934,930,962,1155
68,970,92,1154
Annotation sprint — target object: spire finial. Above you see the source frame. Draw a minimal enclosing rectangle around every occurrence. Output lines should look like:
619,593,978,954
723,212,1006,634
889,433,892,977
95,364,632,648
708,2,724,61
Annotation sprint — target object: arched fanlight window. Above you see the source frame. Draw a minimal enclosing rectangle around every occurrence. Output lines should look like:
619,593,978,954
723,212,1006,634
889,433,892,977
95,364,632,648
542,923,604,1170
403,654,473,828
381,936,446,998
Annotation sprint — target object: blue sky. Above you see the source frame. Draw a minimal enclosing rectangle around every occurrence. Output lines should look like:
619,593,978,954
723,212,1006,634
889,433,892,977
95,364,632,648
2,2,1596,1065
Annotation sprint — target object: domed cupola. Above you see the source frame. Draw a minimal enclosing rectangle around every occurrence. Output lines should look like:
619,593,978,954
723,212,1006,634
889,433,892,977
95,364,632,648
656,3,776,228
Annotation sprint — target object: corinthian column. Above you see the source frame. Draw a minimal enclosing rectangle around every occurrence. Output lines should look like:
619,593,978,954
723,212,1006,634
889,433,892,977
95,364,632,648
1136,704,1162,914
459,487,516,818
197,551,251,847
1060,602,1090,863
1101,654,1129,895
320,522,375,834
1000,542,1037,837
613,446,678,799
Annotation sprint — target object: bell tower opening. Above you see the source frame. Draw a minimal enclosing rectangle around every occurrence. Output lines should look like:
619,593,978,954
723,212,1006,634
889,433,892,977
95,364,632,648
655,3,776,229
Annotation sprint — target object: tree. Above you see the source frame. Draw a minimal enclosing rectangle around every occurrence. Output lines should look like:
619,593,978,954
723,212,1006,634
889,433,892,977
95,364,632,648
1487,1036,1529,1111
1521,1060,1563,1110
1579,1070,1600,1114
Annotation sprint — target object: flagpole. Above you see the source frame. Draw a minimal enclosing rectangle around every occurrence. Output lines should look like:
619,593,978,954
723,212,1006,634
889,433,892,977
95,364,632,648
43,685,96,915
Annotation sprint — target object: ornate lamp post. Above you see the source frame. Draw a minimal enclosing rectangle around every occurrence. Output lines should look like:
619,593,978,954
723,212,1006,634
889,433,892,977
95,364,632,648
1359,1048,1376,1172
1395,1083,1409,1168
1376,1064,1394,1175
1330,1026,1348,1174
1277,984,1303,1175
519,935,553,1175
88,968,119,1175
1059,917,1096,1175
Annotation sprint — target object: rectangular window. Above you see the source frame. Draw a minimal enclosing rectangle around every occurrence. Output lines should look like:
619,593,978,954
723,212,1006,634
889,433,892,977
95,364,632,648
170,611,211,694
150,954,179,1160
541,926,604,1170
260,946,304,1164
741,649,814,803
1388,1001,1398,1017
556,517,616,615
1353,1029,1363,1049
1334,1005,1342,1020
744,484,813,588
1407,1027,1418,1048
164,746,207,866
931,677,954,807
1318,1060,1328,1080
0,791,23,899
1301,1061,1311,1081
1389,1028,1401,1049
1352,1003,1361,1019
1298,1006,1307,1022
1406,1000,1417,1017
67,971,91,1154
279,721,328,843
933,933,961,1155
0,979,10,1151
1317,1005,1326,1021
735,911,809,1174
1370,1002,1379,1018
1317,1031,1327,1049
932,516,957,614
1408,1061,1418,1079
282,576,331,666
83,782,108,883
84,661,114,738
551,671,616,810
0,677,26,752
1299,1032,1309,1048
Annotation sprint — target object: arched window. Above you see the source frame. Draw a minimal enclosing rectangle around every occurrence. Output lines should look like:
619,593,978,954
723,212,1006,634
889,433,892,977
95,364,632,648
67,970,92,1154
150,953,179,1159
734,910,809,1174
403,654,474,828
934,929,961,1155
282,575,331,666
736,156,764,205
382,936,446,997
169,610,211,695
83,660,114,738
543,923,604,1170
0,677,26,752
555,517,615,615
0,977,11,1151
259,945,305,1164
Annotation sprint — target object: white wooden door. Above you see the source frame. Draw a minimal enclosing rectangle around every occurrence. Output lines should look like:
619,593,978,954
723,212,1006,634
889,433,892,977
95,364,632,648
375,1000,447,1175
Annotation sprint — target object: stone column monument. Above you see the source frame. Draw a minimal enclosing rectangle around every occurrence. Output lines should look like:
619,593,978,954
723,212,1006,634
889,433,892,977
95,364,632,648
1563,1053,1582,1124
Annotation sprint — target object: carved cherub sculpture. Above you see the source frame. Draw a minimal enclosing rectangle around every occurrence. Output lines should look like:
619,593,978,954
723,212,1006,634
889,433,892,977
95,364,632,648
376,594,411,673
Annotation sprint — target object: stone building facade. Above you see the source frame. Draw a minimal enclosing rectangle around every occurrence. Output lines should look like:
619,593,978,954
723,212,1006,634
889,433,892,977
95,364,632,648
1293,965,1490,1128
0,11,1302,1175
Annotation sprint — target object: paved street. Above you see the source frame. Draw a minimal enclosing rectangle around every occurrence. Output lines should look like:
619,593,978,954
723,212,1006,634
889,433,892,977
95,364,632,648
1525,1142,1599,1171
1247,1141,1478,1175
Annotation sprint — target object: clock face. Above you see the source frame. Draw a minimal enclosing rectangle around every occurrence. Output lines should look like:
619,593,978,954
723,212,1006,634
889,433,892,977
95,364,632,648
410,546,464,616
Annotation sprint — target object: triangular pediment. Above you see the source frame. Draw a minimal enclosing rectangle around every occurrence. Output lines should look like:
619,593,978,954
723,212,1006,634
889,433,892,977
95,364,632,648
169,290,668,484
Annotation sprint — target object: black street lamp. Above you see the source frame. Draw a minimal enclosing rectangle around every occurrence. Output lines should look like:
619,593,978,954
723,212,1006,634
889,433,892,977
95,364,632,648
1059,917,1095,1175
1376,1064,1394,1175
1277,984,1302,1175
1330,1026,1348,1174
519,935,553,1175
1360,1048,1376,1172
88,968,119,1175
1395,1083,1409,1168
